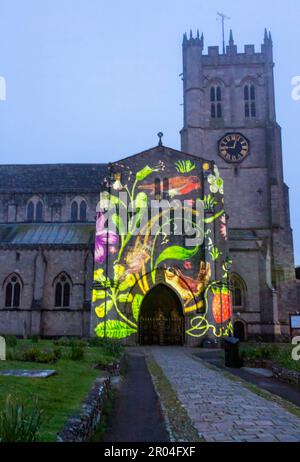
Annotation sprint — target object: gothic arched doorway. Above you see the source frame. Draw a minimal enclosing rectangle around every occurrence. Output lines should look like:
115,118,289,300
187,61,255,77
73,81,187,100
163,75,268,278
139,284,185,346
234,321,246,342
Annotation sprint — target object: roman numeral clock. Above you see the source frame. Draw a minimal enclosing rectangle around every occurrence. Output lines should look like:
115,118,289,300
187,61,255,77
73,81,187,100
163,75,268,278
218,133,250,163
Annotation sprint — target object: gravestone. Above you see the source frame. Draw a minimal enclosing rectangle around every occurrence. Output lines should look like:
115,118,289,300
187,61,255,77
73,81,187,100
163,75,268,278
0,336,5,361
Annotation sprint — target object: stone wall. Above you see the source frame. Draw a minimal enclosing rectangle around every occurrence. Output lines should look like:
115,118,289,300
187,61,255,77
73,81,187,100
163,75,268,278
57,376,110,442
243,359,300,388
0,192,99,223
0,248,93,337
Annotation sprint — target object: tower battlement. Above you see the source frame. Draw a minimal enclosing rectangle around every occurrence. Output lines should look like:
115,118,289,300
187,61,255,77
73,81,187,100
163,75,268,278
183,29,273,64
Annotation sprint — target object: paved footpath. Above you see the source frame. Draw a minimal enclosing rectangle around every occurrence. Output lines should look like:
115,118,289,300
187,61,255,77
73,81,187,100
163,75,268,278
150,347,300,442
102,352,169,442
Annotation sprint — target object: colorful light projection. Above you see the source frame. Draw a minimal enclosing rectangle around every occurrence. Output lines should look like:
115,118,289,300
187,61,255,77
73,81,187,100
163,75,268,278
92,159,233,340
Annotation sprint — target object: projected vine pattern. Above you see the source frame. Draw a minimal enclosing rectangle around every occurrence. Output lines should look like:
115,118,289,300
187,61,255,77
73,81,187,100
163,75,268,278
92,158,233,340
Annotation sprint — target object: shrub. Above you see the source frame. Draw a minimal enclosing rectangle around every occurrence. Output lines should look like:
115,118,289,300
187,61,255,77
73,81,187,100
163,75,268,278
6,350,14,361
35,350,56,364
21,348,41,363
53,347,62,360
69,339,88,348
102,339,122,357
21,348,56,364
0,395,43,442
5,336,17,348
53,337,70,347
53,337,87,348
70,345,85,361
88,337,105,347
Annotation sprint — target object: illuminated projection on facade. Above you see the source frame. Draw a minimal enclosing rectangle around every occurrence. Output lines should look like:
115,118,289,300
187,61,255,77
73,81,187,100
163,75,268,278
91,146,233,345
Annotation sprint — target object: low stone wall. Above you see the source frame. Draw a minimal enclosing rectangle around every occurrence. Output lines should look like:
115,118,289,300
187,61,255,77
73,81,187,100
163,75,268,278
57,376,110,442
272,364,300,387
243,359,300,388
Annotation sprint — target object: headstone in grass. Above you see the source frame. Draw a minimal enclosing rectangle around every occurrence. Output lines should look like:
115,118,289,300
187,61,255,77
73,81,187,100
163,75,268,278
0,336,5,360
0,370,56,378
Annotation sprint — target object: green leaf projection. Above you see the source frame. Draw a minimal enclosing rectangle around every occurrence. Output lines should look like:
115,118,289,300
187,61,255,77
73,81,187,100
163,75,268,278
175,160,196,173
132,294,144,322
155,246,199,267
93,155,233,342
95,320,137,339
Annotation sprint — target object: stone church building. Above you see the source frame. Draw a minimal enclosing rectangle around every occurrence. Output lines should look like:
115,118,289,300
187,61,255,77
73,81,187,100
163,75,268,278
0,30,298,342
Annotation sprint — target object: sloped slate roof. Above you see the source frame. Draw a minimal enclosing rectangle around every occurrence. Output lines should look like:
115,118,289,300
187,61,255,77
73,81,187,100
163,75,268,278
0,223,95,247
0,146,210,194
0,164,108,193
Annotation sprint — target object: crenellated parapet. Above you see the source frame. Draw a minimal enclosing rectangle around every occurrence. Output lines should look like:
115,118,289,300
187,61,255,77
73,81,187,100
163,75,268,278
183,29,273,65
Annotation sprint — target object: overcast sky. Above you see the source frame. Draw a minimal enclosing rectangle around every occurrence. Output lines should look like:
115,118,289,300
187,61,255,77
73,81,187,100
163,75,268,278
0,0,299,264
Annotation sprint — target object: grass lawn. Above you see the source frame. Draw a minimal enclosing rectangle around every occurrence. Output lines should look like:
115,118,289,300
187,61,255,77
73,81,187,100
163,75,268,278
240,342,300,372
0,339,122,442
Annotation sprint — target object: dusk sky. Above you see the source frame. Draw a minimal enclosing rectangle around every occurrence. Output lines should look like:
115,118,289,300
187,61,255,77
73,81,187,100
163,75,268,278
0,0,299,264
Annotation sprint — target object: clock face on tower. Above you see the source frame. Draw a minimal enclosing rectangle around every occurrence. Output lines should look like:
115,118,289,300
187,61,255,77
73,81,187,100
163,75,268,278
218,133,250,163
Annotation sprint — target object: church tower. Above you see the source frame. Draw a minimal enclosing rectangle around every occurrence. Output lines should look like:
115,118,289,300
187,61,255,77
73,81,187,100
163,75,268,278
181,29,297,340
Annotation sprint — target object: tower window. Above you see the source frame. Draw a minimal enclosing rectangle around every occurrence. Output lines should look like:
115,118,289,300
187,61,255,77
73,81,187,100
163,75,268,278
210,85,222,119
245,102,250,118
244,84,256,118
211,104,216,118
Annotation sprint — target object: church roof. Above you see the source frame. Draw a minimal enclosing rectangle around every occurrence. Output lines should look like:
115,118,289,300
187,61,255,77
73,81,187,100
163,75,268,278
117,145,209,164
0,164,108,193
0,223,95,247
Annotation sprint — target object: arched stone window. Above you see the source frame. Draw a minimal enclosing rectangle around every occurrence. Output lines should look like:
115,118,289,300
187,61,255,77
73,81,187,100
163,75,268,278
244,84,256,118
163,178,169,199
79,201,87,221
27,201,34,221
230,273,247,311
210,85,223,119
71,201,78,221
4,274,22,308
36,201,43,221
54,273,72,308
154,178,161,200
26,197,44,222
71,197,87,221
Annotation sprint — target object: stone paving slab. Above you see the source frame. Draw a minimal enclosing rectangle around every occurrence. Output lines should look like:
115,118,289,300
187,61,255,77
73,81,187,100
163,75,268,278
242,367,274,378
149,347,300,443
0,369,56,378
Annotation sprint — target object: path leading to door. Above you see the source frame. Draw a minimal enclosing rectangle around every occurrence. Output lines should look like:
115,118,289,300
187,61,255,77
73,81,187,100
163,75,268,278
150,347,300,442
101,352,169,443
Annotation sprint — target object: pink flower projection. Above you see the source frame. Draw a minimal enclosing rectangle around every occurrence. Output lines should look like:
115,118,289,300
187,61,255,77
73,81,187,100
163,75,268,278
95,213,119,264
